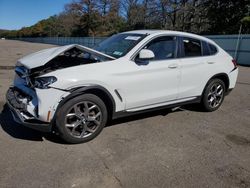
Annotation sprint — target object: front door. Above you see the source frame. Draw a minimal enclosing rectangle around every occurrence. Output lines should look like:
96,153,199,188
120,36,181,110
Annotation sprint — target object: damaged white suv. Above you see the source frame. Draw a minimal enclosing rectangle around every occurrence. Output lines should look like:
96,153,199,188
6,30,238,143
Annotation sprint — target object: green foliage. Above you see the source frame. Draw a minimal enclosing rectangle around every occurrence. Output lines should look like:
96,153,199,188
241,16,250,25
0,0,249,38
205,0,249,34
241,16,250,33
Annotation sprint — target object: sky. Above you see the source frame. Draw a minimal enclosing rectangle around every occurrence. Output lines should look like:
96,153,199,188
0,0,72,30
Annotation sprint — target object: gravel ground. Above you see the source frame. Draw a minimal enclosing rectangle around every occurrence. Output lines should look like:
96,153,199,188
0,39,250,188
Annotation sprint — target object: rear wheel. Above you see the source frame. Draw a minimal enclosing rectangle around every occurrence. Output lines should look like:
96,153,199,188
56,94,108,144
201,79,225,112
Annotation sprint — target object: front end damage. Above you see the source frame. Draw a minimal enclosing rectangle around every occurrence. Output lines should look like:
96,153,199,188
6,87,51,132
6,44,114,132
6,71,70,132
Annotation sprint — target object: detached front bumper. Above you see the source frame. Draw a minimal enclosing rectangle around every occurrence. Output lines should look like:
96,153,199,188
6,87,52,132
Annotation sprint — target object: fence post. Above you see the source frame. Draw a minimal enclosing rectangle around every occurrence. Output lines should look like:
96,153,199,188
234,24,242,61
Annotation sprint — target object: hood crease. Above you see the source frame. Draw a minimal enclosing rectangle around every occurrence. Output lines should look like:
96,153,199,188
17,44,116,69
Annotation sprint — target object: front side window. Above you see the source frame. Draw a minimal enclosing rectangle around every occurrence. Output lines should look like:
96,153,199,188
183,38,201,57
94,33,146,58
145,36,177,60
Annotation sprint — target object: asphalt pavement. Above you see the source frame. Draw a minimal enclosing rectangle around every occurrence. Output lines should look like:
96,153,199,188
0,40,250,188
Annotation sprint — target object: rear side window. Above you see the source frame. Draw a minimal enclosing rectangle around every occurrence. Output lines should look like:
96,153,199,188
183,38,202,57
208,43,218,55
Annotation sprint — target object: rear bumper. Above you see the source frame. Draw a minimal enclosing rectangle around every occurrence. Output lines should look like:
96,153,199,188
6,88,52,132
228,67,238,89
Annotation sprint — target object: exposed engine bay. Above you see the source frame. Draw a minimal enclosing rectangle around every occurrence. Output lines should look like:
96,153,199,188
15,44,116,78
30,47,104,76
14,44,116,90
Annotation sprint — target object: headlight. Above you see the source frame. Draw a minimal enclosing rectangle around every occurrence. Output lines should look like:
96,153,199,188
34,76,57,89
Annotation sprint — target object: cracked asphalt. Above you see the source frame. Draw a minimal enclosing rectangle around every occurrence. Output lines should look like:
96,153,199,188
0,40,250,188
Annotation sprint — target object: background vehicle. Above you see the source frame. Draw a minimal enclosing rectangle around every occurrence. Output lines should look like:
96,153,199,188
6,30,238,143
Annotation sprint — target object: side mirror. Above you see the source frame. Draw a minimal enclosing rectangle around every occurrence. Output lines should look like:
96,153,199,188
138,49,155,60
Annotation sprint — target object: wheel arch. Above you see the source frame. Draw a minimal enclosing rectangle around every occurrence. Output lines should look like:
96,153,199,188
55,85,116,122
210,73,229,91
202,73,230,96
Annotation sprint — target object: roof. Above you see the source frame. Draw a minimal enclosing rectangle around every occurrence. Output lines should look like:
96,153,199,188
123,30,216,44
123,30,166,35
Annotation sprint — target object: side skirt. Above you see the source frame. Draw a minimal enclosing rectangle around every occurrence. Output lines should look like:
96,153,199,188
112,96,201,120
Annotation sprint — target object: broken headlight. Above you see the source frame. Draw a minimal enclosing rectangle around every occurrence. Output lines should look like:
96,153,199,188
34,76,57,89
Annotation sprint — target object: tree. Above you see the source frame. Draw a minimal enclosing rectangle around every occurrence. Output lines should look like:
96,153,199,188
1,0,250,38
241,16,250,33
65,0,101,36
205,0,249,34
96,0,126,35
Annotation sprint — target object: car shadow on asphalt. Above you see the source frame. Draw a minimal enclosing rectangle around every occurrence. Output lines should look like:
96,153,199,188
0,104,67,144
0,103,203,144
108,103,205,127
107,108,172,127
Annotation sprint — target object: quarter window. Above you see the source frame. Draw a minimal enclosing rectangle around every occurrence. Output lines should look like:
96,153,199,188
145,36,177,60
183,38,202,57
208,43,218,55
202,41,210,56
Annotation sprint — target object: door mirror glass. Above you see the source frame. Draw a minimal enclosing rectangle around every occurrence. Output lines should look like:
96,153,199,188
138,49,155,60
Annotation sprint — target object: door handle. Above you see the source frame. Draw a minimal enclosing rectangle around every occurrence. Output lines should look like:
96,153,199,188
207,61,215,64
168,64,178,69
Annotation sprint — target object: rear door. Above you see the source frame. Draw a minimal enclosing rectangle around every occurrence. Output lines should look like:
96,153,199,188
178,37,216,98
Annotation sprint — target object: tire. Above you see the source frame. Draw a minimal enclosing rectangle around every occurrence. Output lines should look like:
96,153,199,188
201,78,226,112
56,94,108,144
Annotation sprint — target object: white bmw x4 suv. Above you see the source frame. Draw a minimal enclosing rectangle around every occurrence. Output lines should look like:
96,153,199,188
6,30,238,143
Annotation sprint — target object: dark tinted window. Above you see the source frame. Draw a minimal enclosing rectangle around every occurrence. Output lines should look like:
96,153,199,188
183,38,201,57
202,41,210,56
145,36,176,60
208,43,218,55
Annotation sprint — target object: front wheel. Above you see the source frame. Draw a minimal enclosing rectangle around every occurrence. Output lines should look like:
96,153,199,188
201,79,226,112
56,94,108,144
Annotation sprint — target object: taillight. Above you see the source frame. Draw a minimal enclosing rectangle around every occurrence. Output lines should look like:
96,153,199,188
232,59,237,68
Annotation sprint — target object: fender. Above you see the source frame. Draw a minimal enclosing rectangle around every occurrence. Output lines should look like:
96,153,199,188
54,85,116,121
201,73,230,96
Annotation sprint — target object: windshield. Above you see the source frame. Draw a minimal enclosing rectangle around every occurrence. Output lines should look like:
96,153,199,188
94,33,146,58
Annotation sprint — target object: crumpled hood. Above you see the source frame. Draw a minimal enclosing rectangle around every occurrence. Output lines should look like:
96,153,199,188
17,44,116,69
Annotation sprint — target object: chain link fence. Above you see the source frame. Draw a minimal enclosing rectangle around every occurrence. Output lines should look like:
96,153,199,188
15,37,106,48
206,35,250,66
14,35,250,66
